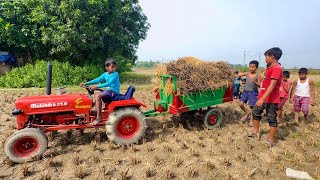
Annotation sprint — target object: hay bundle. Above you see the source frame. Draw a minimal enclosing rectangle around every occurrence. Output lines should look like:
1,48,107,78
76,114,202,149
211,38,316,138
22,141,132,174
155,57,233,95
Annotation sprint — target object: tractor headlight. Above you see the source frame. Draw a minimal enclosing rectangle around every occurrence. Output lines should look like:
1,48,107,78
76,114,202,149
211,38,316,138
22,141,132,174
12,109,23,115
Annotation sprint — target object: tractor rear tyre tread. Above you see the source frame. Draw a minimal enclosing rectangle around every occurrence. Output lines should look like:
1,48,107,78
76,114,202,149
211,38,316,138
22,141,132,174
106,107,147,146
4,128,48,163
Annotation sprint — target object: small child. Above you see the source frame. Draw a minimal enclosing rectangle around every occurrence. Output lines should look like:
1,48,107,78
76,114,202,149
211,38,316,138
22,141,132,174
235,60,260,125
277,71,292,123
233,71,241,99
80,59,120,125
290,68,315,123
251,47,283,147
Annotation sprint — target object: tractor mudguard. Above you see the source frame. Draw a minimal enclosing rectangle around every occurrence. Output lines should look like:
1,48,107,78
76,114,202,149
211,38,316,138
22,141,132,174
108,99,146,111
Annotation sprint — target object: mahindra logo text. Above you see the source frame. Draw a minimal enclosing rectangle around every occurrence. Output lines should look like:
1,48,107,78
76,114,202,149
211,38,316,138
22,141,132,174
30,102,68,109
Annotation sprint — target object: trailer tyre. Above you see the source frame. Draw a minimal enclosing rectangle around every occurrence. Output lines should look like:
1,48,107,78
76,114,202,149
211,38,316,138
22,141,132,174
106,107,147,146
4,128,48,163
203,108,222,129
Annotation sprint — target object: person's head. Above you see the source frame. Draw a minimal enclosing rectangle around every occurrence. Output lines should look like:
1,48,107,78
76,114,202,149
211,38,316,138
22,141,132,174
249,60,259,73
282,71,290,81
105,58,117,73
298,68,308,80
264,47,282,64
234,70,239,75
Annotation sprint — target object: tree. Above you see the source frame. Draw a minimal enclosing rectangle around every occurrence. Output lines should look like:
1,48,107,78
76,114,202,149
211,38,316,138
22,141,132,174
0,0,150,72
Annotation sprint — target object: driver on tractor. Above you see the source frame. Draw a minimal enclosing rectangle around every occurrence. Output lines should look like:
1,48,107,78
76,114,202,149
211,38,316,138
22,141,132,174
80,59,120,125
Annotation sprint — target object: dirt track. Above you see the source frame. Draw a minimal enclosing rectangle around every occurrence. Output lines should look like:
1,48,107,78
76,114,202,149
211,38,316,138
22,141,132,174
0,86,319,180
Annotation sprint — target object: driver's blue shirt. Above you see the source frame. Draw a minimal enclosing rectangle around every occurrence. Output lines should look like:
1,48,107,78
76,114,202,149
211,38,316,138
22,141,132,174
86,71,120,94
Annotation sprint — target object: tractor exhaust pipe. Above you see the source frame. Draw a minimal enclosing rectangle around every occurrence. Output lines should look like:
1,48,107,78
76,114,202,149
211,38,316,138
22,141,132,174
46,62,52,95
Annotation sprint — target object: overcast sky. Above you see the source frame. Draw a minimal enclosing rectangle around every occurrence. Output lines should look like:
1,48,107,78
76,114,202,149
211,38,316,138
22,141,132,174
137,0,320,68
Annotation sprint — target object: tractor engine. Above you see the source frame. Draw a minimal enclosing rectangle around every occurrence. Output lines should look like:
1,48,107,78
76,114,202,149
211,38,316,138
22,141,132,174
34,113,78,125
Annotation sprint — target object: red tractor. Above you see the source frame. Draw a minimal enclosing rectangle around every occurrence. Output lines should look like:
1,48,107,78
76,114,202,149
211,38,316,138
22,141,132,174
4,63,148,163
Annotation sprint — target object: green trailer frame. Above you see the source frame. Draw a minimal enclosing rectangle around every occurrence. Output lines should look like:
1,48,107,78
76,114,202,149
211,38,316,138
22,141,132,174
144,74,233,128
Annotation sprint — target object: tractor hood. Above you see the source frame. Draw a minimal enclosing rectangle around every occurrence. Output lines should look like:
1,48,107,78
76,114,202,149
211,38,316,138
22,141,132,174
14,94,92,115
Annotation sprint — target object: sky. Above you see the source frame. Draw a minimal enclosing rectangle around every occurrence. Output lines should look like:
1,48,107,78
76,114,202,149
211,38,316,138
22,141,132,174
137,0,320,68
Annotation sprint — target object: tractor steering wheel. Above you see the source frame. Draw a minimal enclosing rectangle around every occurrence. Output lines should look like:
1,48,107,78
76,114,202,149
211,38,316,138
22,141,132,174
82,85,104,95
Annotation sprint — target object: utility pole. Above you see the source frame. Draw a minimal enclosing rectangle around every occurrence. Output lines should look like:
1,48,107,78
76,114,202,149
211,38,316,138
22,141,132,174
243,51,249,66
256,52,261,63
243,51,246,66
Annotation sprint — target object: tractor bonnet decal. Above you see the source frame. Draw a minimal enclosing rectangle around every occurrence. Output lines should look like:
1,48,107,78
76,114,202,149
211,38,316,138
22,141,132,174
30,102,68,109
75,98,90,109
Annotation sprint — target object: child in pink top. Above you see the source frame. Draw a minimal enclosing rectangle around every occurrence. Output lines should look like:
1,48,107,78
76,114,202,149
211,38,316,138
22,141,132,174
277,71,292,123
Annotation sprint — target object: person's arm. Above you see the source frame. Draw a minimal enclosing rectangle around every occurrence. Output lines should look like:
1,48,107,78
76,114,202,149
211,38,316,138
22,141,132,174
86,73,105,85
287,81,293,98
255,75,262,88
289,80,297,102
97,72,119,88
256,79,278,107
284,82,292,93
309,79,315,105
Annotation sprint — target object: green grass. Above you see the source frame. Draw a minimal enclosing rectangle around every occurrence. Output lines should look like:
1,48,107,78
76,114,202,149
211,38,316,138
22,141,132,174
120,71,153,85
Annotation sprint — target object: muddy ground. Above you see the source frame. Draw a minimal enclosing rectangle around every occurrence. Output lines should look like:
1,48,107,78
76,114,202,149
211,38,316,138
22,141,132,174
0,83,319,180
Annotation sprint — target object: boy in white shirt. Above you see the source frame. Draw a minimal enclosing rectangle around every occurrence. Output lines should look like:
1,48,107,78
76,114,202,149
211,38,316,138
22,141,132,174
290,68,315,123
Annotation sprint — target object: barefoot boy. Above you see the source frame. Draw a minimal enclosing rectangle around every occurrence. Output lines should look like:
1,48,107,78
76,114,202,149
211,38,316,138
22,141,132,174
233,71,242,99
251,47,283,147
80,59,120,125
277,71,292,123
234,60,259,125
290,68,315,122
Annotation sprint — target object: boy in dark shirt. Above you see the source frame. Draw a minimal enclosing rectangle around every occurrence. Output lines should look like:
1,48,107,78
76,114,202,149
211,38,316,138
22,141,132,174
234,60,259,126
250,47,283,147
233,71,241,99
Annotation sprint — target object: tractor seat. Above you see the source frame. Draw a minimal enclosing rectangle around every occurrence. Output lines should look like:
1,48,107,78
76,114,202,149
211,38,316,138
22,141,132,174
103,86,135,103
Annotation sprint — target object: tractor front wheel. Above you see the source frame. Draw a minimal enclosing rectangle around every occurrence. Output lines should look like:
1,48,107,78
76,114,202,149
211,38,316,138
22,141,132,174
106,107,147,146
4,128,48,163
203,108,223,129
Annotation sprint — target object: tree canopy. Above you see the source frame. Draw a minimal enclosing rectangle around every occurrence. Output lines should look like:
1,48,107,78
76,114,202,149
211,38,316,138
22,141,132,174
0,0,150,71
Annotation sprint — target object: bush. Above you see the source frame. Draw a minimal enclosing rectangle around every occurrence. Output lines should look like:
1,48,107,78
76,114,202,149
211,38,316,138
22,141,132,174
0,61,103,88
134,61,160,69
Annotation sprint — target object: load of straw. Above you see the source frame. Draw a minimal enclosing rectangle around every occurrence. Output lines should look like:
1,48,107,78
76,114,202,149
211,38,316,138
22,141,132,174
154,57,233,95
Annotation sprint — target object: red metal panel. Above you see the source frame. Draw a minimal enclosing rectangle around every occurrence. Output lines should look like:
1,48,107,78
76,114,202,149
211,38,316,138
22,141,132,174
223,85,234,103
169,93,189,114
108,98,146,111
15,94,92,115
17,114,28,130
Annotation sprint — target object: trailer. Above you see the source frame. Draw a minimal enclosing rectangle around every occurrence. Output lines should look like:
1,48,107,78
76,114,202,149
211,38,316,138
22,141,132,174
144,74,234,129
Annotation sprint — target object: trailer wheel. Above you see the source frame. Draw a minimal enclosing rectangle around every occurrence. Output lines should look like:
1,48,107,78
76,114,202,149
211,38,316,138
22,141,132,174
4,128,48,163
203,108,222,129
106,107,147,146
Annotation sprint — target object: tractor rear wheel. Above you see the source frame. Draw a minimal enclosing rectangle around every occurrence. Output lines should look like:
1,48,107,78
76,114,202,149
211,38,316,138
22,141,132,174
4,128,48,163
106,107,147,146
203,108,223,129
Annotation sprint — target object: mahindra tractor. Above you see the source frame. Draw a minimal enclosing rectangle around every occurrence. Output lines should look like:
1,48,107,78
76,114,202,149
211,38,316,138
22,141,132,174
5,63,234,163
4,63,148,163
